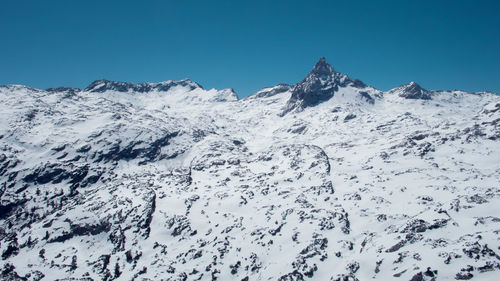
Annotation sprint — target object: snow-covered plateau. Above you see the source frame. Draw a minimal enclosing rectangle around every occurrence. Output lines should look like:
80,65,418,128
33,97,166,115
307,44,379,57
0,58,499,280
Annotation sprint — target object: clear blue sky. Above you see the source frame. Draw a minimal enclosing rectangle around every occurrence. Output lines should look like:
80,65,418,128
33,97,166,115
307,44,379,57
1,0,499,97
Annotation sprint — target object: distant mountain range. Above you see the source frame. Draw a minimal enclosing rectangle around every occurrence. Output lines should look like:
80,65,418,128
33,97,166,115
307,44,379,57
0,58,499,280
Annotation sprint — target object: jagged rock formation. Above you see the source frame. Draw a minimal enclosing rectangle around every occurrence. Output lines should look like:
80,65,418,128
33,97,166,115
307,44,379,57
0,60,499,280
281,58,372,115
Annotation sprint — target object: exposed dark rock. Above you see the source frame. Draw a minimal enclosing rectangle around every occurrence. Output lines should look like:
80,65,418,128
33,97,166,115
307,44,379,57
90,254,112,280
278,270,304,281
374,259,383,274
140,191,156,238
85,79,202,93
417,142,434,157
346,261,360,274
411,133,429,141
281,58,367,115
76,144,92,153
455,272,473,280
359,91,375,104
51,144,67,153
409,272,424,281
344,113,357,122
396,82,432,100
22,163,90,186
167,215,194,237
428,219,449,230
400,219,429,233
48,220,111,243
318,209,349,233
1,235,19,260
466,194,488,204
230,261,241,275
462,242,500,260
386,233,423,253
0,199,28,220
109,226,126,253
291,237,328,277
331,274,359,281
462,124,487,143
386,240,407,253
0,263,27,281
94,131,180,164
477,261,500,273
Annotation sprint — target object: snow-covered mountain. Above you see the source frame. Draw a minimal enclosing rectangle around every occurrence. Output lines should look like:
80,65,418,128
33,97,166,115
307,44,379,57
0,59,499,281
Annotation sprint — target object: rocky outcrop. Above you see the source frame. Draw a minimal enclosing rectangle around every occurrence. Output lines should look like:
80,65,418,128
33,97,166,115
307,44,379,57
281,58,368,115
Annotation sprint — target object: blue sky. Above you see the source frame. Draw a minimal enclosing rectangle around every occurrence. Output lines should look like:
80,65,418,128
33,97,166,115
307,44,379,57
0,0,499,97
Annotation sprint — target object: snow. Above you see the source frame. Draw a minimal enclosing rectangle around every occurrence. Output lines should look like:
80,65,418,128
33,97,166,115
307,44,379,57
0,65,499,280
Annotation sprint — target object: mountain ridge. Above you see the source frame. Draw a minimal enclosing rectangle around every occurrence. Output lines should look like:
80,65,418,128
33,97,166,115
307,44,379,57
3,58,497,100
0,59,499,280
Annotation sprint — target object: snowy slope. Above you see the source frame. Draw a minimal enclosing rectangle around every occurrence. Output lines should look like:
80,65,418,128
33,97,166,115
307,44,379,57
0,59,499,281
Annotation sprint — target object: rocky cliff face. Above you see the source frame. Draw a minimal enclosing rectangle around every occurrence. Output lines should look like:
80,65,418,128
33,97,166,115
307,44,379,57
0,60,499,280
281,58,372,115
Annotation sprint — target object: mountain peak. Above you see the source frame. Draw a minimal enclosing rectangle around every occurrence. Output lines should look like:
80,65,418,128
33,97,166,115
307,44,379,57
310,57,335,77
406,81,424,91
280,58,368,115
391,81,432,100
